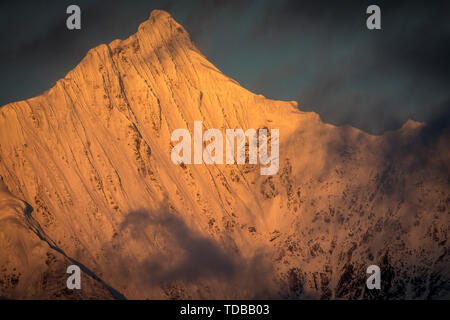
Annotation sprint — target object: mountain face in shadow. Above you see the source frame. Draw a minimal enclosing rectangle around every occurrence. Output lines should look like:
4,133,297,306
0,10,448,299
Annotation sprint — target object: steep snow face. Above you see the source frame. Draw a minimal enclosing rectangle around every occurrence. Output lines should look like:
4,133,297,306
0,180,115,299
0,10,449,299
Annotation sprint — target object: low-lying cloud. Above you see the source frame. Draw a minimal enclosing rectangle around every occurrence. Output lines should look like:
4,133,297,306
112,197,277,298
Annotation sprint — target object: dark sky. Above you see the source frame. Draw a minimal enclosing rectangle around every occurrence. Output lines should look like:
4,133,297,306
0,0,449,134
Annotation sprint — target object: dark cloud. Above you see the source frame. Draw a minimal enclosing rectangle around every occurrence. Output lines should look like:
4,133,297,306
116,198,277,298
248,0,450,133
121,208,239,283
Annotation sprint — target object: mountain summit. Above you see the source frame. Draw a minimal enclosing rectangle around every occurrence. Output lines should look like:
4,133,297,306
0,10,448,299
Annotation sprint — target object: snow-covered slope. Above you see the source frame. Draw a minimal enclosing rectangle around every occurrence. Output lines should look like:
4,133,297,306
0,180,115,299
0,10,448,299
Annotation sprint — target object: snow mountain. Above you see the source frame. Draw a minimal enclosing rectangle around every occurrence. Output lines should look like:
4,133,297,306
0,10,448,299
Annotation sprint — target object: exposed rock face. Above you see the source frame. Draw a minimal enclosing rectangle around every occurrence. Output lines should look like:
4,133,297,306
0,10,448,299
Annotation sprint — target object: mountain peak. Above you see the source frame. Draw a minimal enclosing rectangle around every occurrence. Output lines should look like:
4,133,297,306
399,119,424,134
149,9,173,21
137,9,190,43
